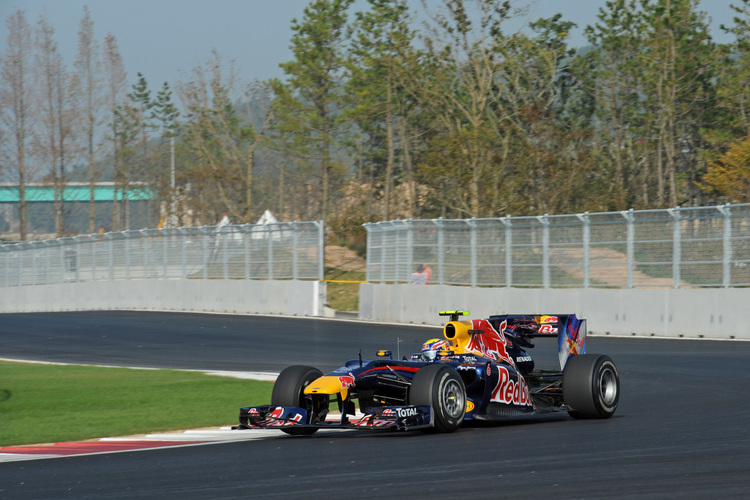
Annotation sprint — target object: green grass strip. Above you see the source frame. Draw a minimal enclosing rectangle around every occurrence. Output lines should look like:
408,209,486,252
0,361,272,447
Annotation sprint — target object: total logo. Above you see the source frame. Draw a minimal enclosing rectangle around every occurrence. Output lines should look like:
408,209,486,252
381,407,418,418
397,407,418,418
490,366,532,407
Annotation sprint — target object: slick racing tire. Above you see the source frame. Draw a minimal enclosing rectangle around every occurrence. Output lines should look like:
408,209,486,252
563,354,619,419
271,365,324,435
409,364,466,433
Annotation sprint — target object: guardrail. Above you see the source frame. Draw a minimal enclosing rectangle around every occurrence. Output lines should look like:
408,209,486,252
0,221,324,287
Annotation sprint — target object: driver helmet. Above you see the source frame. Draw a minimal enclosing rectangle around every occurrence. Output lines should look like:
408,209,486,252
421,338,450,360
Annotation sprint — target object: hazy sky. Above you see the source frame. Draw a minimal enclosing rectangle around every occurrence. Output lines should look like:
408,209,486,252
0,0,739,90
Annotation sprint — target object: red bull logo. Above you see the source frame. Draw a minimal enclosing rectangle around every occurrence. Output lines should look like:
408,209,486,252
338,375,355,389
465,319,514,366
491,366,532,407
565,321,586,355
267,407,304,426
269,407,284,419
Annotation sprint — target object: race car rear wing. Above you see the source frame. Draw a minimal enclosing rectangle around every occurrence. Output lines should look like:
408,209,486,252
488,314,587,369
441,311,587,369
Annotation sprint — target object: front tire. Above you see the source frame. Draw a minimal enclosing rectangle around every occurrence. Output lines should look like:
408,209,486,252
271,365,324,435
563,354,619,419
409,364,466,433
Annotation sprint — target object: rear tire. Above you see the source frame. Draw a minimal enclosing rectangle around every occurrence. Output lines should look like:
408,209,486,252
271,365,324,435
563,354,619,419
409,364,466,433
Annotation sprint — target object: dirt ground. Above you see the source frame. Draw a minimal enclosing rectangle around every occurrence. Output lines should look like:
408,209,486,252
325,245,366,272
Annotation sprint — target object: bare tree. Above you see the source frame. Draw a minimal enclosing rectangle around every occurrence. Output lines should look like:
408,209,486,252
102,32,127,231
34,12,75,236
178,51,272,223
73,5,103,234
0,10,34,240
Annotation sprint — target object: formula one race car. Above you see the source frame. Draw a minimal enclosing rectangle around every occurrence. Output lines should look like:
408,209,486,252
235,311,619,434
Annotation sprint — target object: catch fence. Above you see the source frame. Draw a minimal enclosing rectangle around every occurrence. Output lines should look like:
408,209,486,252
0,221,324,287
364,204,750,288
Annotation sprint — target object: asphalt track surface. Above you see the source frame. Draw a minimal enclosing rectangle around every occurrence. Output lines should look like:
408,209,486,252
1,311,750,499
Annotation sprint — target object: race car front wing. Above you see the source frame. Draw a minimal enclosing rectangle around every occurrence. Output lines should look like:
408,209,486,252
234,405,433,432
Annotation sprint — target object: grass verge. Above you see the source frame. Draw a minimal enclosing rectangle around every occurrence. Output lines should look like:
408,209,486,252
0,361,272,447
325,268,365,312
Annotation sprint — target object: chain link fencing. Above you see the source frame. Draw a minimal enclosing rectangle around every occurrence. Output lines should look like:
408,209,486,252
364,204,750,288
0,221,324,287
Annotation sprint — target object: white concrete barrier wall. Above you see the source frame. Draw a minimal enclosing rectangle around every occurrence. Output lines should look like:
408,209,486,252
0,279,325,317
359,283,750,340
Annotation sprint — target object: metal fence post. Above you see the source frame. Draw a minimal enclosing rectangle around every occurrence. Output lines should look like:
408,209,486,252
292,223,299,280
43,241,50,285
140,229,149,279
125,231,131,279
75,237,81,283
576,212,590,288
202,228,209,279
469,218,477,287
393,223,399,282
406,220,414,284
537,214,550,288
89,235,97,281
224,226,231,279
363,224,374,281
379,224,386,283
668,207,681,288
181,228,188,279
318,220,324,281
108,233,114,280
162,228,168,278
502,216,512,287
620,209,634,288
58,242,64,284
718,204,732,288
435,218,445,286
244,226,251,280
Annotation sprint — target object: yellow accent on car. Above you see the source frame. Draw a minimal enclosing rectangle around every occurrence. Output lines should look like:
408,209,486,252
466,400,475,413
303,376,349,399
439,310,469,316
443,320,474,353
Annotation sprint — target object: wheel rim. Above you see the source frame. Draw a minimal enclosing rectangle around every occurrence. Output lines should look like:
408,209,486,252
599,366,618,406
441,378,465,419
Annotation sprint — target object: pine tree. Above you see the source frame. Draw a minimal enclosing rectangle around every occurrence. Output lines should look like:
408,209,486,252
102,32,127,230
346,0,417,220
152,81,180,225
271,0,354,225
177,51,266,223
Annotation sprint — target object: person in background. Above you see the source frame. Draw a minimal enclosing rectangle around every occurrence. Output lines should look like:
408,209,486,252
411,263,432,284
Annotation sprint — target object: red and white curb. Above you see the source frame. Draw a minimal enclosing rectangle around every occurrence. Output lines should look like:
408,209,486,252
0,426,285,462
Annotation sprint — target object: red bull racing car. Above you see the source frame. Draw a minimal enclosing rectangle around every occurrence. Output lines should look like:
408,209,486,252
235,311,619,434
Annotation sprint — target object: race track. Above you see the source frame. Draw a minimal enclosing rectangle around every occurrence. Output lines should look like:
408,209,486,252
1,311,749,499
